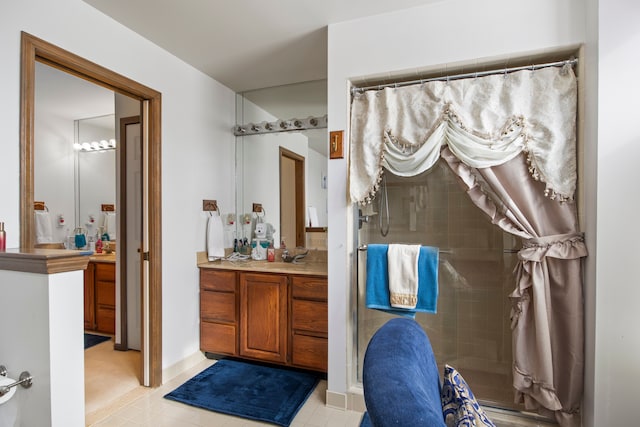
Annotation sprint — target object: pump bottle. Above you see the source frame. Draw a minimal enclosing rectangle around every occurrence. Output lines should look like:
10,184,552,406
0,222,6,251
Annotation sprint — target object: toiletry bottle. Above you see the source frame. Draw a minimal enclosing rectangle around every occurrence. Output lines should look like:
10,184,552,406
0,222,6,251
95,235,103,254
267,241,275,262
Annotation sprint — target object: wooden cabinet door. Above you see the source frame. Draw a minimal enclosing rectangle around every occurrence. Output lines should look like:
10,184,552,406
84,262,96,330
95,263,116,334
239,273,288,363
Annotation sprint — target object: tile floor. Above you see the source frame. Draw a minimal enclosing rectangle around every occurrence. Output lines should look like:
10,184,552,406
84,340,554,427
85,343,365,427
85,337,143,417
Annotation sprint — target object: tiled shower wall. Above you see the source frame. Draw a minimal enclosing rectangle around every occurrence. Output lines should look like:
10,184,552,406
357,160,524,410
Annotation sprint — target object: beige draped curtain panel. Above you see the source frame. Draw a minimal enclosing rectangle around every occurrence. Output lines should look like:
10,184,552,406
350,65,587,427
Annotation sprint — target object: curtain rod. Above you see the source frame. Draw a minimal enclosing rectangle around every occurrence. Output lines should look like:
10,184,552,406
351,58,578,94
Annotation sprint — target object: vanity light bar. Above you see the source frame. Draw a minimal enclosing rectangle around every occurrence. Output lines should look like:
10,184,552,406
73,139,116,152
234,115,327,136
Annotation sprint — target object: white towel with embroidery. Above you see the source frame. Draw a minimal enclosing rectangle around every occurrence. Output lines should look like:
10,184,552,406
388,244,421,309
103,212,117,240
35,210,54,244
207,212,225,261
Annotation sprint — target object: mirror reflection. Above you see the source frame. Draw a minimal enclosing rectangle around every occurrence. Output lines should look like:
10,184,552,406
235,80,328,249
75,114,117,242
34,61,115,247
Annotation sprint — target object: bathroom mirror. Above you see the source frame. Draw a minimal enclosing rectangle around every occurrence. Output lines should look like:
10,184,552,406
34,61,115,244
235,80,328,249
75,114,117,236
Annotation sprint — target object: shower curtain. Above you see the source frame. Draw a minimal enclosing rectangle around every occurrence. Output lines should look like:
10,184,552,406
349,64,586,427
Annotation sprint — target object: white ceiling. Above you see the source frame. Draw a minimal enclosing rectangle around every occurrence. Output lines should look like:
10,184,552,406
83,0,442,93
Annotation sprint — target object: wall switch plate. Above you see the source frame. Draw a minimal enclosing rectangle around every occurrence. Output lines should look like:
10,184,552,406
203,199,218,211
329,130,344,159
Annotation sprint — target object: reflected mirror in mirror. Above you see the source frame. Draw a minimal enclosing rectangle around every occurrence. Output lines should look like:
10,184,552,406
236,80,327,249
75,114,116,240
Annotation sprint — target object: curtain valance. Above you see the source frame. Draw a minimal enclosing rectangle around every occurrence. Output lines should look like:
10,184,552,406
349,66,577,204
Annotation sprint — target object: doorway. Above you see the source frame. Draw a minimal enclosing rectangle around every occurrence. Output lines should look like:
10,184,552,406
19,32,162,387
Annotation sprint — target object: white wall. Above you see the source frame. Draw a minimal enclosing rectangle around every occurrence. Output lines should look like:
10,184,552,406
327,0,588,410
591,0,640,425
0,0,236,378
0,269,85,427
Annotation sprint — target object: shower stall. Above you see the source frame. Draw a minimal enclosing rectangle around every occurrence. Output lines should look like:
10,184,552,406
355,161,524,411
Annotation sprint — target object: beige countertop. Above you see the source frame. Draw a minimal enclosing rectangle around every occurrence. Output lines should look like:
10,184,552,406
196,251,327,277
89,252,116,263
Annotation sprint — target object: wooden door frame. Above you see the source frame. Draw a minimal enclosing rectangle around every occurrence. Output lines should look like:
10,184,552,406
19,32,163,387
279,148,305,248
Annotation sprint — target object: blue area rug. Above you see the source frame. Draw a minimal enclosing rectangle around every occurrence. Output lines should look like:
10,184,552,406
84,333,110,349
164,359,319,426
360,411,373,427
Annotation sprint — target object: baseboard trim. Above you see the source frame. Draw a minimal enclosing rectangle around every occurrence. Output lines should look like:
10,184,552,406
326,390,347,409
161,350,206,384
325,387,367,413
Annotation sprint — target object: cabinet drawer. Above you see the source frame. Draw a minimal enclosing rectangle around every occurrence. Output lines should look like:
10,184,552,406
96,306,115,335
291,276,327,301
96,280,116,306
292,299,327,334
201,290,236,323
201,321,236,355
201,269,236,292
291,334,327,372
95,263,115,282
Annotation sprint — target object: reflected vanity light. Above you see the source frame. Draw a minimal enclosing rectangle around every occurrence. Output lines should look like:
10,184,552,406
234,114,327,136
74,138,116,152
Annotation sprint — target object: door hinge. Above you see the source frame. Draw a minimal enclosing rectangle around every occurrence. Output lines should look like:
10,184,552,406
142,251,150,261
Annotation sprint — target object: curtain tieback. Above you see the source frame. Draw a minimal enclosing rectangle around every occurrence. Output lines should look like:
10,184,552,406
519,232,588,262
510,232,587,328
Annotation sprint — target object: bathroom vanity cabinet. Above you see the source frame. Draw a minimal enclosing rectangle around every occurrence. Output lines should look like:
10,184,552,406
84,260,116,334
199,266,328,373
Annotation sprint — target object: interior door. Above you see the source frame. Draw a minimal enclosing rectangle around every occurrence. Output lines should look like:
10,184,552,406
280,155,296,247
279,148,305,248
124,117,142,351
141,101,151,386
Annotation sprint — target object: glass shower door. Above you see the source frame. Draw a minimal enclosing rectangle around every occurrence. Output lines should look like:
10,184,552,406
356,160,524,411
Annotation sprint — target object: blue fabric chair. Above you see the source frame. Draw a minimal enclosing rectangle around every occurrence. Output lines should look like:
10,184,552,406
363,318,446,427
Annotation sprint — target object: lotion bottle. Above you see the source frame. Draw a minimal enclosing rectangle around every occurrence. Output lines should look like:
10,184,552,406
267,241,275,262
0,222,6,251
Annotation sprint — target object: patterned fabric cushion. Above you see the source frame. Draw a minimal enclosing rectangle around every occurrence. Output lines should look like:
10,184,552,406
441,364,496,427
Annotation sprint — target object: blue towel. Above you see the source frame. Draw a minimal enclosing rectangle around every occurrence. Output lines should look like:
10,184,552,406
365,244,439,318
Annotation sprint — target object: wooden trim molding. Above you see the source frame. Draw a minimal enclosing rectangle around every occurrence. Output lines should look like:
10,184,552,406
0,249,90,274
19,32,163,387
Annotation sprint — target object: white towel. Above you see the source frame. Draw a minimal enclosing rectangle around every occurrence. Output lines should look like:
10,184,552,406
103,212,117,240
388,244,421,309
35,211,54,244
308,206,319,227
207,212,225,261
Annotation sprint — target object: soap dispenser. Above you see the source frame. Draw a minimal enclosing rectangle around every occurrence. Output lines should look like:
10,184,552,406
0,222,6,251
